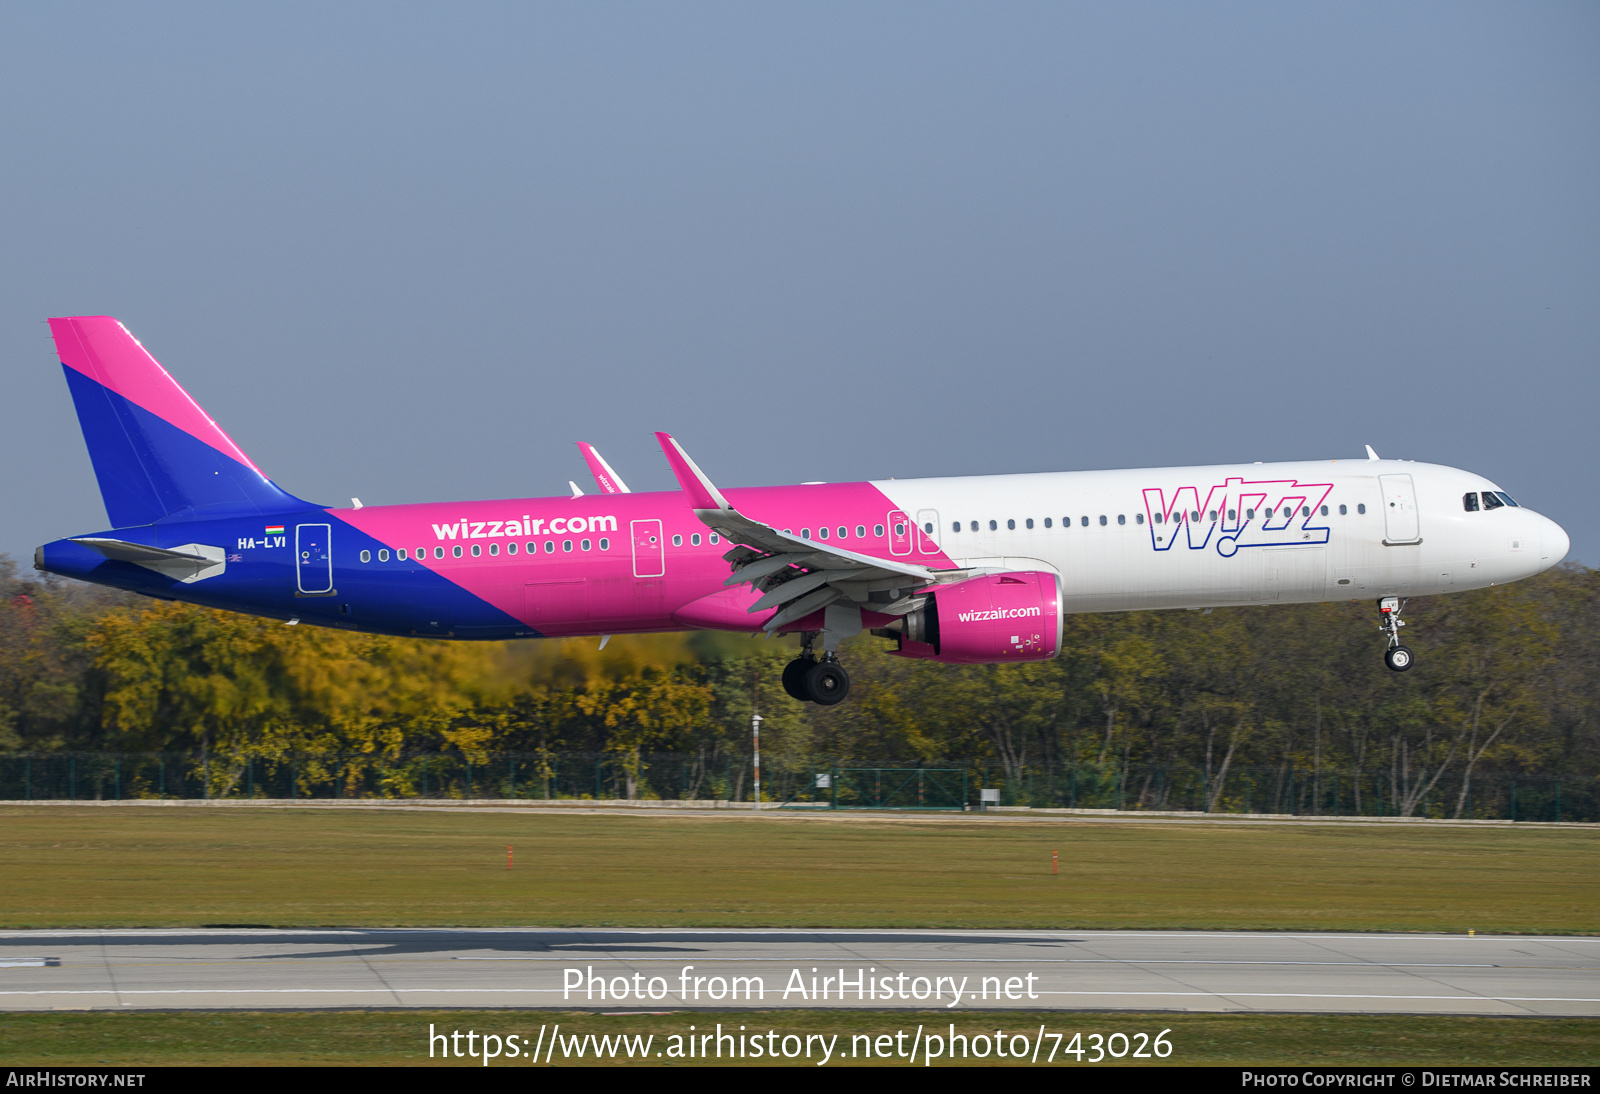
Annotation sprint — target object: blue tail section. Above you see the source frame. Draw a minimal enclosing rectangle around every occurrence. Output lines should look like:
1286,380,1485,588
52,317,310,527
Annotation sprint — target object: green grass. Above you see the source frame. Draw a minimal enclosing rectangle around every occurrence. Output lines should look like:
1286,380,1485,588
0,806,1595,932
2,1009,1595,1067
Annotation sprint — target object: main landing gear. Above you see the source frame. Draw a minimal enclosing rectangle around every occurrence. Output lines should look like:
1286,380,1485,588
1379,596,1414,672
781,633,852,706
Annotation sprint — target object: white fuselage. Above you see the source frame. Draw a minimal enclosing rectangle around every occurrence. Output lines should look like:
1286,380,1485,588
876,458,1569,612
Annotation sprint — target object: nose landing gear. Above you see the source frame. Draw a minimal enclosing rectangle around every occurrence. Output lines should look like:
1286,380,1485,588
780,632,852,705
1379,596,1414,672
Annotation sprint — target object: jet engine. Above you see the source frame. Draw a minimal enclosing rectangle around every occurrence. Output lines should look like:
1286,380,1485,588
883,571,1063,664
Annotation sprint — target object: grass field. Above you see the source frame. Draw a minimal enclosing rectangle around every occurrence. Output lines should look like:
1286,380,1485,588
2,1009,1596,1067
0,805,1595,932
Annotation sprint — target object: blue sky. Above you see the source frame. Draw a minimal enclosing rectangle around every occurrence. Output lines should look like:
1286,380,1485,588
3,3,1596,562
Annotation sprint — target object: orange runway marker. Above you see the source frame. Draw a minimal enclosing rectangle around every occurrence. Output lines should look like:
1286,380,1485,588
507,844,513,870
1051,849,1058,875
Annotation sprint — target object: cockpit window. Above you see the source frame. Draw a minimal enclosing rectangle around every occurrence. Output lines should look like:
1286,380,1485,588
1463,492,1480,512
1497,492,1519,507
1481,491,1504,511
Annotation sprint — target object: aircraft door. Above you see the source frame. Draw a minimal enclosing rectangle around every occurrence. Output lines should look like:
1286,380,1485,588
295,523,333,594
888,510,912,556
1378,474,1421,544
916,509,941,554
631,519,665,578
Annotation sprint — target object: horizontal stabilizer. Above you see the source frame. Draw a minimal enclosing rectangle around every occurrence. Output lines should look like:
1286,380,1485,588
71,537,226,584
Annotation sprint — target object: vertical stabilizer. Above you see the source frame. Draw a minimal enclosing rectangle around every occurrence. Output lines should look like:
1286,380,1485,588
49,316,307,527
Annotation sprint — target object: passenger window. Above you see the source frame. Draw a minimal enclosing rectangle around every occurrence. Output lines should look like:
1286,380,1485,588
360,550,371,563
1191,511,1200,521
1338,505,1347,516
1025,518,1034,529
1319,505,1328,517
1155,512,1164,524
1481,491,1504,511
857,525,866,538
673,534,683,546
691,533,701,546
526,542,536,554
506,543,516,555
1357,504,1366,515
989,520,998,531
563,540,573,552
471,544,481,557
801,528,811,539
452,546,463,558
1208,510,1217,521
818,527,829,540
489,543,499,556
1099,515,1108,526
1136,514,1144,525
1245,509,1254,520
1081,516,1089,527
599,538,610,550
838,526,848,539
544,541,556,553
1227,510,1236,521
951,522,960,533
431,547,441,559
971,521,979,532
1117,514,1126,525
378,549,389,562
1044,518,1053,528
1007,519,1015,530
710,534,719,544
923,522,933,534
1264,508,1274,518
875,524,884,537
582,539,591,551
398,549,408,560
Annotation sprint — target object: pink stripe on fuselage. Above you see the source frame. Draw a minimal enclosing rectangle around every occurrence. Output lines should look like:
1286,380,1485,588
335,481,954,633
49,316,266,476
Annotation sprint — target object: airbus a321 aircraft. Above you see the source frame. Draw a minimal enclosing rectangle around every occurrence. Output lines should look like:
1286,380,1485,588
35,317,1570,705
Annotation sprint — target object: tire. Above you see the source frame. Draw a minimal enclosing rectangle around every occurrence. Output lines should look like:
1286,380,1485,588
782,658,813,702
1385,645,1415,672
804,661,851,706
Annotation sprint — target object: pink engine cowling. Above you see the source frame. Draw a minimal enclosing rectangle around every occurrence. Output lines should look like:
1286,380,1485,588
888,571,1063,664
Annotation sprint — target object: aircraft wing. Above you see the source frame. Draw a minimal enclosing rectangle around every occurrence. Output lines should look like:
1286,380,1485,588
653,432,941,632
577,442,631,494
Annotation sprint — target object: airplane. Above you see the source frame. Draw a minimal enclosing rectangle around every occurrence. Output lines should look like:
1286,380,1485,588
34,316,1571,705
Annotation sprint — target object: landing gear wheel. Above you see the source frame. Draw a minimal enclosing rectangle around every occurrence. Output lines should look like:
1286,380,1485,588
1384,645,1415,672
782,657,815,702
804,661,851,706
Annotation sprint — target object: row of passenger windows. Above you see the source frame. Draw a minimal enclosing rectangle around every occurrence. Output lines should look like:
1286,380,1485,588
946,504,1365,532
361,538,614,563
1464,491,1518,512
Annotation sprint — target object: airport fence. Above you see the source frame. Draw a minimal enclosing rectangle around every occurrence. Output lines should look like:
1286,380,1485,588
0,752,1590,821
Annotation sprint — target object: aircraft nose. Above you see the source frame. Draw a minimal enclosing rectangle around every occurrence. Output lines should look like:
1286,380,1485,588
1540,515,1570,571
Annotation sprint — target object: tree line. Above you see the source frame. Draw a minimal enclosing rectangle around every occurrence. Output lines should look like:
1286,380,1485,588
2,555,1597,815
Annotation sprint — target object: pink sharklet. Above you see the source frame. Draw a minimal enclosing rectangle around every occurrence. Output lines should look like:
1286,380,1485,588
49,317,266,476
334,482,953,632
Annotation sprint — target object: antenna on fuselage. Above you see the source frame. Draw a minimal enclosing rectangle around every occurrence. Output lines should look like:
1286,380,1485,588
1365,445,1381,461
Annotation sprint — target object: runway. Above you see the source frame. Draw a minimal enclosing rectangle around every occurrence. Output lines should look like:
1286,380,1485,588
1,929,1595,1016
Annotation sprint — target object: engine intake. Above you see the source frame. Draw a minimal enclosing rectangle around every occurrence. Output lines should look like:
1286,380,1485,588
889,571,1062,664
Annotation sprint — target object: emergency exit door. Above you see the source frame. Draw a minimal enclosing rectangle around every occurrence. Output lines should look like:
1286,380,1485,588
1378,474,1421,544
631,519,665,578
296,523,333,594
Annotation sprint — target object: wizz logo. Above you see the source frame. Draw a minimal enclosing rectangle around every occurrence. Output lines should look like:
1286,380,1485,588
1143,477,1334,558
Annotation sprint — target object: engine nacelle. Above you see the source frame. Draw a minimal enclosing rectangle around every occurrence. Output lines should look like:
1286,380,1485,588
888,570,1063,664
